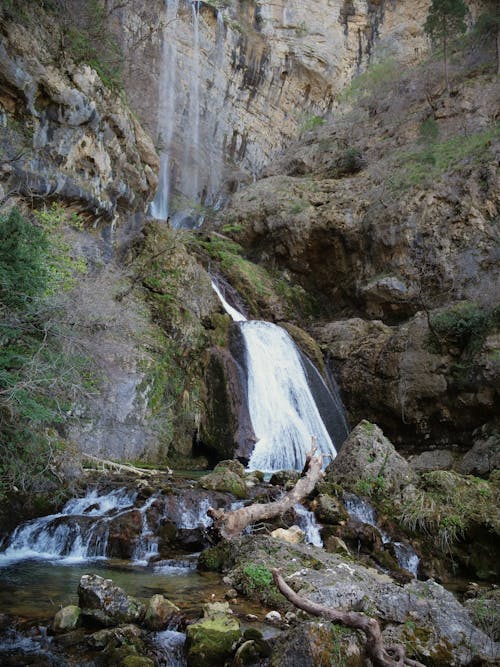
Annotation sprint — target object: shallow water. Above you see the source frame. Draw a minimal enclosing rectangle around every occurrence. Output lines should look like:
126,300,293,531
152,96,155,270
0,558,229,623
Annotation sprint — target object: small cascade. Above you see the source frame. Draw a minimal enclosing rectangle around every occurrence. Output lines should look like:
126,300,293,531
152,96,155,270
393,542,420,577
182,1,201,208
156,630,187,667
176,497,213,529
0,488,136,565
294,504,323,547
132,494,161,566
211,280,348,472
343,493,420,576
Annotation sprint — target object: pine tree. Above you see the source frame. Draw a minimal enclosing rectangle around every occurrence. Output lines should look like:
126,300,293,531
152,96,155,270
424,0,468,91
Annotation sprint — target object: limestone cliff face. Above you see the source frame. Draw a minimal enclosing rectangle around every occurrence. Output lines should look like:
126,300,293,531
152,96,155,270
216,32,500,450
113,0,452,208
0,18,158,218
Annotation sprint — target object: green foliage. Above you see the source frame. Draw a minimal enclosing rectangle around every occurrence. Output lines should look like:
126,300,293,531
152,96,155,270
339,59,400,103
300,114,326,133
241,563,273,592
424,0,468,45
354,474,386,498
429,301,499,356
0,208,92,507
0,209,49,309
391,124,499,189
399,471,498,554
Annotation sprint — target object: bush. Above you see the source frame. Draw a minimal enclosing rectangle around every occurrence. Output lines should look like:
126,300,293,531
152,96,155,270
0,208,91,507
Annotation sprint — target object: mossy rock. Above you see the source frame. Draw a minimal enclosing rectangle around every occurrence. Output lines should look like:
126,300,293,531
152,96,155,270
213,459,246,477
199,469,248,499
185,605,241,667
52,605,81,634
197,541,235,572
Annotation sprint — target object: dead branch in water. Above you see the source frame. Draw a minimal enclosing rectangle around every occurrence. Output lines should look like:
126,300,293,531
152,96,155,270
82,453,171,477
208,438,324,540
272,569,425,667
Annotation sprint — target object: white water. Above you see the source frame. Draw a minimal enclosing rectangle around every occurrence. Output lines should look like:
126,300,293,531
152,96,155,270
244,321,337,472
149,0,180,220
132,494,161,565
0,488,136,566
212,280,343,472
156,630,187,667
294,504,323,547
343,493,420,576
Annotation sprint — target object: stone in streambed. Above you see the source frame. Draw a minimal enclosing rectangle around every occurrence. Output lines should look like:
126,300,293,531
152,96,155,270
52,605,81,633
78,574,145,627
186,601,241,667
271,525,305,544
144,594,180,630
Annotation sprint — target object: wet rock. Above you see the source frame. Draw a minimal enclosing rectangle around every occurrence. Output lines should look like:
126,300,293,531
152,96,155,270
106,509,143,559
144,594,180,631
313,493,348,524
185,602,241,667
265,611,282,624
52,605,81,634
270,621,363,667
325,421,417,497
87,623,144,650
213,460,246,477
323,534,350,556
270,525,305,544
78,575,145,627
269,470,301,489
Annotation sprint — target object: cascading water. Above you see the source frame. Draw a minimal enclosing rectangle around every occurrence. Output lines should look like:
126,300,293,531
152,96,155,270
343,492,420,577
294,504,323,547
211,281,349,472
149,0,180,221
0,488,136,565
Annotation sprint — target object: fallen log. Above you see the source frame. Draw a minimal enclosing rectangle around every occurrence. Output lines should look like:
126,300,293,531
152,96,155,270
272,569,425,667
208,439,323,540
82,453,171,477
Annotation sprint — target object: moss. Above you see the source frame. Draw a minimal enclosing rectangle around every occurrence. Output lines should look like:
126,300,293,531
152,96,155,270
197,542,234,572
186,613,241,667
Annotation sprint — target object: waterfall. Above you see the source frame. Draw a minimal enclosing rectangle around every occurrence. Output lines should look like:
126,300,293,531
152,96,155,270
294,504,323,547
132,494,161,565
211,281,348,472
343,492,420,577
0,488,136,565
149,0,180,221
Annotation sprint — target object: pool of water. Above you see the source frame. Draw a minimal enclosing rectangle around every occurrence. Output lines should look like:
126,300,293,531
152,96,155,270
0,556,271,628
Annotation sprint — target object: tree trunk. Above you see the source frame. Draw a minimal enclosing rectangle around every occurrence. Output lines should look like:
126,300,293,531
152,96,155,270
272,569,425,667
207,441,324,540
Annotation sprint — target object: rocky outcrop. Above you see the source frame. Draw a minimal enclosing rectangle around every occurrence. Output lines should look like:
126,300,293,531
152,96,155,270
325,420,417,496
205,535,500,665
0,17,158,218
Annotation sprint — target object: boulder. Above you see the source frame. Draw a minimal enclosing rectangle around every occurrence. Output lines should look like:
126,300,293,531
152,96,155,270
185,602,241,667
144,594,180,631
199,469,248,499
313,494,348,524
78,575,145,627
459,423,500,476
325,421,417,497
270,525,305,544
408,449,455,473
52,605,81,634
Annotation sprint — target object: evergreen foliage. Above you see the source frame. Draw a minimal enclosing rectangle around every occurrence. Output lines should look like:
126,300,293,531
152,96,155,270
424,0,468,90
0,208,90,508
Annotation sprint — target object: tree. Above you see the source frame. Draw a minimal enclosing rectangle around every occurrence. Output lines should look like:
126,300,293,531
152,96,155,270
424,0,468,91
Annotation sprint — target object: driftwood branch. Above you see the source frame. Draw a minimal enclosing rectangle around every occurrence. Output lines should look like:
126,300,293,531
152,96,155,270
272,569,424,667
82,453,171,477
208,440,324,540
